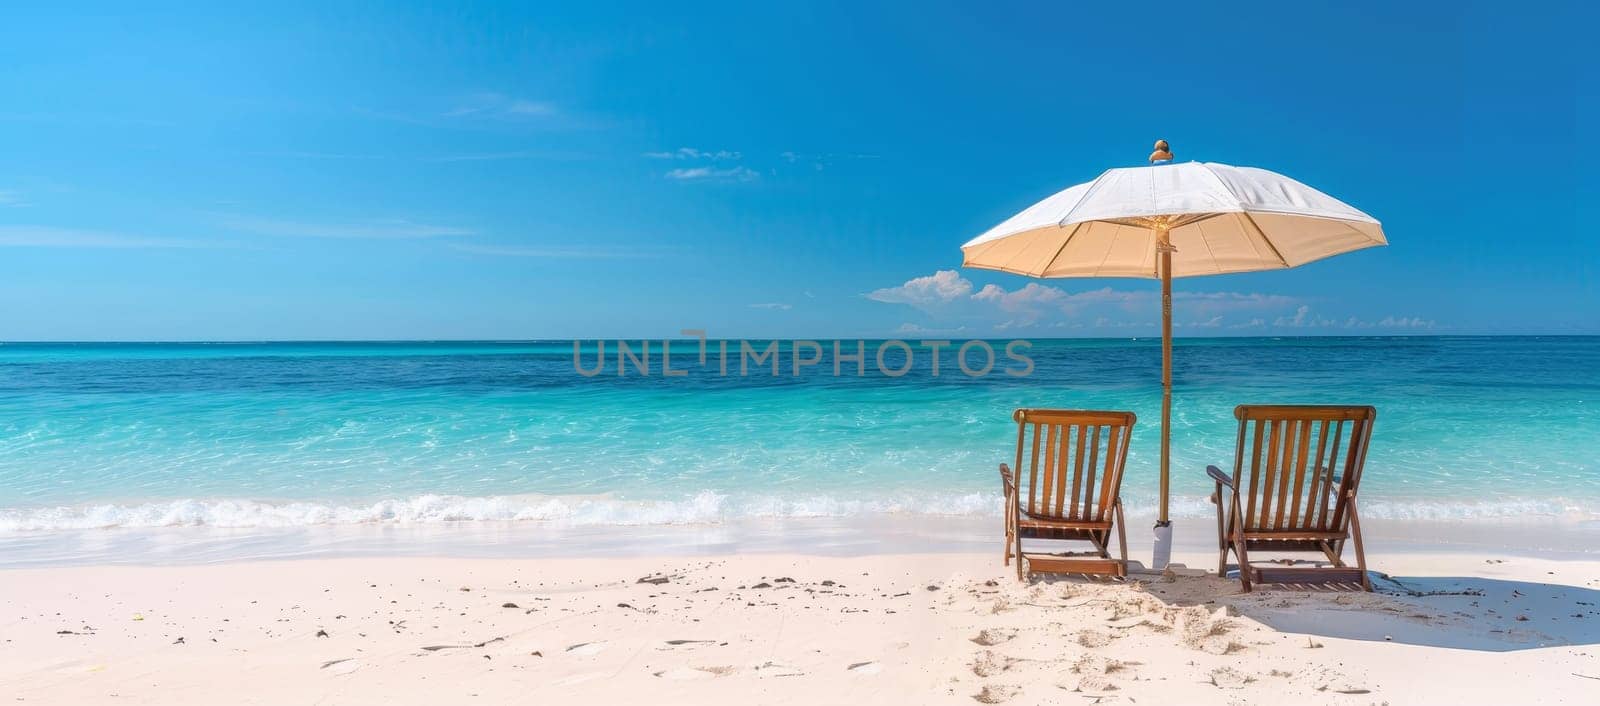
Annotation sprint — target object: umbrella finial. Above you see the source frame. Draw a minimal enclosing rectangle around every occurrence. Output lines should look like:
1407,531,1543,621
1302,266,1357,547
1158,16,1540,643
1149,139,1173,163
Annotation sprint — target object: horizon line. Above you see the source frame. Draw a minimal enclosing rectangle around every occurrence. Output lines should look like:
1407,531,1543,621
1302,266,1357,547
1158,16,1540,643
3,333,1598,345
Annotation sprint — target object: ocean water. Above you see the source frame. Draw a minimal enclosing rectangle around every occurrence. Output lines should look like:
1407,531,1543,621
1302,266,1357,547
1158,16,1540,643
1,338,1596,540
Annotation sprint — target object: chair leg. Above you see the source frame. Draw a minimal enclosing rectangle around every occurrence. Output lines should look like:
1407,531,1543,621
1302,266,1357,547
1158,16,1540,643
1088,532,1109,558
1114,501,1128,575
1212,484,1229,577
1230,497,1253,592
1317,540,1344,567
1347,494,1371,591
1014,530,1025,582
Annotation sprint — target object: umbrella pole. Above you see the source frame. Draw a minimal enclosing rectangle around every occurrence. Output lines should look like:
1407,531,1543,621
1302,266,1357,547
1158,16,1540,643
1153,226,1175,569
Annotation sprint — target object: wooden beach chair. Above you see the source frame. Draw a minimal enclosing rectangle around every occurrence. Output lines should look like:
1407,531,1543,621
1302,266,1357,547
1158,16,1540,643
1000,409,1136,581
1207,405,1378,592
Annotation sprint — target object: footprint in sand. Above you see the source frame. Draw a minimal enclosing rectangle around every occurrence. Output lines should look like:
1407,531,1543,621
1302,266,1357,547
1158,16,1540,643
847,661,882,675
1074,630,1113,648
1208,666,1253,689
565,641,608,656
972,684,1020,703
969,628,1016,646
653,665,733,680
1308,667,1372,694
319,658,361,676
660,639,717,650
754,660,805,678
1071,654,1132,677
1070,675,1119,693
970,651,1018,678
1179,606,1244,655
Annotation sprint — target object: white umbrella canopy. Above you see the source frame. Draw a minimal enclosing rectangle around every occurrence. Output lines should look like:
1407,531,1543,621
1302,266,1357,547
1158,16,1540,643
962,142,1386,569
962,160,1386,279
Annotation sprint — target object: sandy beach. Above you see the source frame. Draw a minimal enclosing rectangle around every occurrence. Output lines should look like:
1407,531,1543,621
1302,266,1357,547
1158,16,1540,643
5,544,1598,705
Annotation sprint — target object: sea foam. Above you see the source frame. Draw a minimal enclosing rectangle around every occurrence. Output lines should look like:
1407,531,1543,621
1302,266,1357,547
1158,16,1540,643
0,492,1590,533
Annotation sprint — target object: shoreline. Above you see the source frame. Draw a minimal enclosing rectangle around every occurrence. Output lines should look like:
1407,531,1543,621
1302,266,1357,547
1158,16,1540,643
4,548,1598,705
4,512,1598,569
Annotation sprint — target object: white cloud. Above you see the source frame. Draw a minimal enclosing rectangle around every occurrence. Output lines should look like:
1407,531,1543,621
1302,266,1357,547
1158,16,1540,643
1271,305,1438,330
645,148,742,160
780,151,878,171
0,226,219,249
1274,305,1316,327
665,166,759,182
1093,317,1153,329
444,93,557,119
1378,316,1435,329
969,283,1289,316
1176,291,1297,313
449,243,654,258
505,100,555,116
426,150,577,163
871,271,1323,332
222,216,472,239
974,282,1065,310
895,322,968,335
867,270,975,305
749,302,792,310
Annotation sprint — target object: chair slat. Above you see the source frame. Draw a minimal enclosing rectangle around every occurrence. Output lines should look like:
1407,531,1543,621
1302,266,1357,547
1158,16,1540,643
1053,425,1071,516
1097,425,1122,521
1028,423,1042,514
1302,420,1330,529
1274,419,1298,529
1013,421,1026,497
1286,419,1313,528
1245,420,1264,526
1315,421,1345,530
1081,425,1100,521
1067,425,1086,519
1259,420,1281,529
1332,419,1369,529
1043,419,1056,515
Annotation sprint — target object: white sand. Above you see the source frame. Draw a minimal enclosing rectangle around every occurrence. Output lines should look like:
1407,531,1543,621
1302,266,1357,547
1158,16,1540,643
3,546,1598,704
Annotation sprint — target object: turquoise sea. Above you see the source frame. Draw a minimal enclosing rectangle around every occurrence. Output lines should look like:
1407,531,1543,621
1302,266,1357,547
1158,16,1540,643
1,337,1596,543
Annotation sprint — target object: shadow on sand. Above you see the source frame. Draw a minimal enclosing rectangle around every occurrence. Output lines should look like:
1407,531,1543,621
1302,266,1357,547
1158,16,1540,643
1217,571,1600,652
1035,559,1600,653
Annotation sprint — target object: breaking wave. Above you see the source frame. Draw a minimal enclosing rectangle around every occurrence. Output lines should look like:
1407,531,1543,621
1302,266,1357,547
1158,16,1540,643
1,492,1592,533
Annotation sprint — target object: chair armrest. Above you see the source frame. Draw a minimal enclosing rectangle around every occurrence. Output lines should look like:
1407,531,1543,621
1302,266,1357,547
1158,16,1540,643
1206,465,1233,489
999,463,1016,494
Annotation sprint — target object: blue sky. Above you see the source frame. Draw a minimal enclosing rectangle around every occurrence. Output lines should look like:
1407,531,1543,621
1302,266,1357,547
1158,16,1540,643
0,1,1590,341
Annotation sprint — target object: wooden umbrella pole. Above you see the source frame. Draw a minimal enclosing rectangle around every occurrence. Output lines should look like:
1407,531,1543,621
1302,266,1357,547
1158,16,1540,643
1158,226,1174,526
1149,140,1176,531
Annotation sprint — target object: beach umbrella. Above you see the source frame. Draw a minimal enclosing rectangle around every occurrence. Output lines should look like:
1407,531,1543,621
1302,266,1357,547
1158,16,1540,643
961,141,1386,569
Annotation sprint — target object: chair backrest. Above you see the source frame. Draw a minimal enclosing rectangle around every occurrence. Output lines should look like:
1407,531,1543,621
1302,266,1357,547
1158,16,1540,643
1228,405,1377,533
1011,409,1136,523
